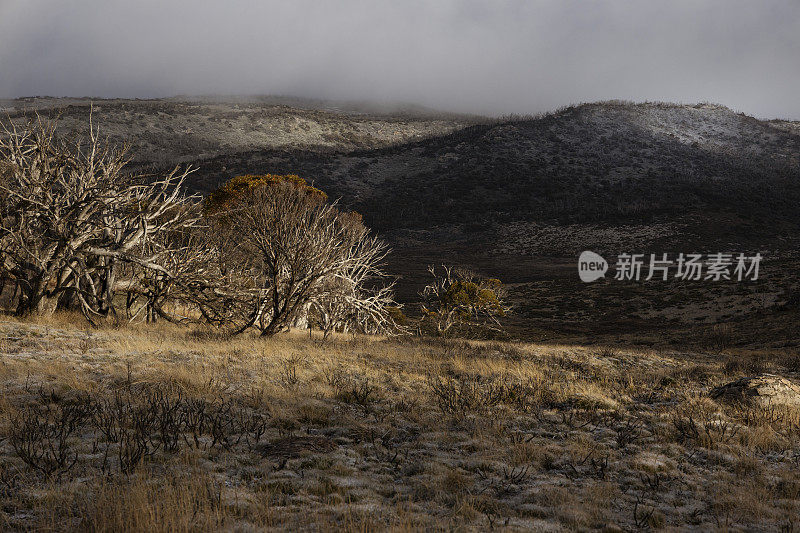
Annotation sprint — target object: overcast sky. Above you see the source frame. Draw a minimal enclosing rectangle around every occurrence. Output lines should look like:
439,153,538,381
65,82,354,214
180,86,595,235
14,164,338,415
1,0,798,119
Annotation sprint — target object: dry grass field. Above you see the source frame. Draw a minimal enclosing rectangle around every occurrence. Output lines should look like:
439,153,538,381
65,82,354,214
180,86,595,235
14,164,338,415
0,314,799,531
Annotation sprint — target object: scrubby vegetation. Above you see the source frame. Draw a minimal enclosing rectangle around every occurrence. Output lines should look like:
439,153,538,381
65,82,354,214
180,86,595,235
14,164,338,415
174,99,800,344
5,99,800,342
191,101,800,231
0,96,473,167
0,118,400,337
420,266,510,338
2,98,799,531
0,316,798,530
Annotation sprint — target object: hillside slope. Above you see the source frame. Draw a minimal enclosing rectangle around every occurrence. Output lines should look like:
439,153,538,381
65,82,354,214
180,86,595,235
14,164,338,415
184,101,800,338
191,101,800,250
4,98,798,338
1,96,475,166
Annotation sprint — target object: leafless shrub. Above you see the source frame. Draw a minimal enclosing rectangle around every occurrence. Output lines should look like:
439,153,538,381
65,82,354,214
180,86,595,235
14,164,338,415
206,400,243,451
8,400,95,479
562,445,605,480
639,471,669,494
323,365,350,393
493,380,542,412
94,390,158,475
477,464,531,497
179,398,210,449
0,114,200,320
366,430,409,471
205,176,400,336
615,416,648,450
95,393,128,444
337,377,376,407
64,385,272,473
429,374,539,415
590,455,610,480
148,388,184,453
502,465,530,486
239,412,269,452
429,374,496,414
671,401,740,449
115,423,151,476
323,366,377,408
278,354,302,389
559,409,597,430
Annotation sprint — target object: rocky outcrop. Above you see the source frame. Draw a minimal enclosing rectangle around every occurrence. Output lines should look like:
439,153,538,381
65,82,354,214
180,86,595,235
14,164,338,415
710,374,800,407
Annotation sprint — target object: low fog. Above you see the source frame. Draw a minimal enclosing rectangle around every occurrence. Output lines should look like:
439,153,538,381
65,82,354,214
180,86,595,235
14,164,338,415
1,0,798,119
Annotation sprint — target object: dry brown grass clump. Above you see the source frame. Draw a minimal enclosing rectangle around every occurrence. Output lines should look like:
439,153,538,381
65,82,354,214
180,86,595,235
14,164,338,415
0,314,798,531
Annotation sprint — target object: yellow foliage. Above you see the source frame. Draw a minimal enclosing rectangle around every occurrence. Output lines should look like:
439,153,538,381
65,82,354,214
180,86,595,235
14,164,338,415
203,174,327,215
441,280,505,317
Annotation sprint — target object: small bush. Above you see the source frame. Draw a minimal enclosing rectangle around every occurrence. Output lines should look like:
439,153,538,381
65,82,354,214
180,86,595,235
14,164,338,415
428,374,539,414
9,398,95,479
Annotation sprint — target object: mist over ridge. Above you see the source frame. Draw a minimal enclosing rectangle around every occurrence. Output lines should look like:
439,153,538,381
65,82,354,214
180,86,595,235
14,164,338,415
1,0,799,119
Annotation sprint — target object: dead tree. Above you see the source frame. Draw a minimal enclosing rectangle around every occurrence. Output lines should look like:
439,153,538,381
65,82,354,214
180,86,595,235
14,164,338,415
206,176,399,336
310,262,399,338
0,115,199,320
122,225,250,326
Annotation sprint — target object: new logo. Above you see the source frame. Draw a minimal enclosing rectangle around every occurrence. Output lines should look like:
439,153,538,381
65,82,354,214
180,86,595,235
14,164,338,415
578,251,608,282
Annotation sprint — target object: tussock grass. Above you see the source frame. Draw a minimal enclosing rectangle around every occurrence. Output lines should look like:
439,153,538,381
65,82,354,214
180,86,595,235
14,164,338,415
0,314,798,530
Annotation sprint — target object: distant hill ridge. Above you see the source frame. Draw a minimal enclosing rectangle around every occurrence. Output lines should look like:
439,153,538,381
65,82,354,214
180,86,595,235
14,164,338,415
4,97,799,331
4,98,799,249
184,100,799,249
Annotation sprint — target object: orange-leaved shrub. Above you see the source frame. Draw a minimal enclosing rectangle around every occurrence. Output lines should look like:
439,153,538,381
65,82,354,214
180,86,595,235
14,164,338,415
203,174,398,336
421,266,510,338
204,174,326,216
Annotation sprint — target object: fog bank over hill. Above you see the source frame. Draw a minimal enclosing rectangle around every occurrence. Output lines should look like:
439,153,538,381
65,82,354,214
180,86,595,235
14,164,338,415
1,0,799,119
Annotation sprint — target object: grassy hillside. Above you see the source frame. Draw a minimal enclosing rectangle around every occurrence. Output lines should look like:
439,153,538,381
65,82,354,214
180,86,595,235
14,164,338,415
4,98,798,339
0,315,798,531
1,98,799,529
188,101,800,238
0,96,475,166
182,101,800,340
